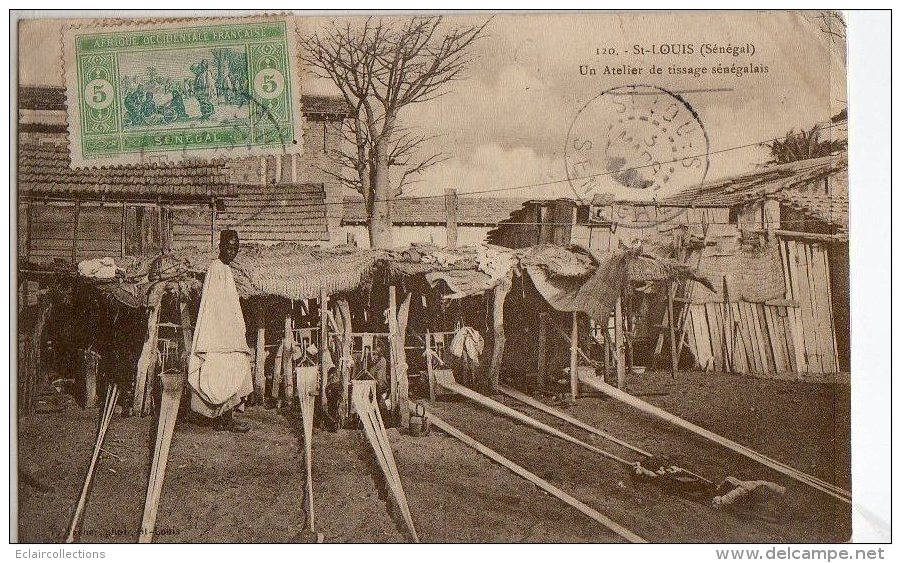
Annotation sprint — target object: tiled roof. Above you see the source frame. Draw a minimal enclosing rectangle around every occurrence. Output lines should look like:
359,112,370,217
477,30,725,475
18,135,236,199
658,155,846,208
778,191,849,231
17,86,349,117
342,196,529,226
19,86,67,111
218,183,330,243
301,94,352,116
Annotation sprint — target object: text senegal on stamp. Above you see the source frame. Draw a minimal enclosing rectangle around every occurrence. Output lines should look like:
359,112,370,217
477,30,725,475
62,16,304,167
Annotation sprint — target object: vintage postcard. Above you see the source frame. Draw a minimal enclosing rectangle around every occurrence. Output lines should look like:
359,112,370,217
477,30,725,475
14,9,882,548
61,15,304,166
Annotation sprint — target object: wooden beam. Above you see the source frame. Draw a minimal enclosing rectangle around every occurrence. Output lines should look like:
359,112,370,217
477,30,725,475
283,309,295,403
355,382,419,542
120,203,127,258
614,297,626,389
319,290,329,412
396,290,412,426
425,330,436,402
498,386,651,457
66,383,119,543
209,198,217,251
537,312,548,389
72,199,81,263
436,373,636,468
387,286,400,409
254,301,266,401
569,312,579,400
139,372,183,543
336,299,352,425
667,281,678,376
577,374,851,504
23,300,52,416
444,188,458,249
750,228,848,243
133,287,164,414
25,202,33,262
422,405,646,543
487,272,513,392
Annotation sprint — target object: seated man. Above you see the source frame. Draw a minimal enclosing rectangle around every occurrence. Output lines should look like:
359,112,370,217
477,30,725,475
187,230,253,432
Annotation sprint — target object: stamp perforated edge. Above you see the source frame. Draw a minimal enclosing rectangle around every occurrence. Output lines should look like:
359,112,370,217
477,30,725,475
61,14,306,168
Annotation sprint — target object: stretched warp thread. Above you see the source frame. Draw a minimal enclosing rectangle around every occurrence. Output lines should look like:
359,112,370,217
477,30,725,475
578,375,851,504
351,381,419,542
433,371,647,473
418,402,646,543
139,372,183,543
296,366,319,532
66,383,119,543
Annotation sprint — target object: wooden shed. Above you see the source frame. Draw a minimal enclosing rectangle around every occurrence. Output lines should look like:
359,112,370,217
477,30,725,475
17,85,351,267
487,154,850,378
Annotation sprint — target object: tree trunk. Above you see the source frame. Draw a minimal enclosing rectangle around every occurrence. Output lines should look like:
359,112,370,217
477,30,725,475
368,146,393,248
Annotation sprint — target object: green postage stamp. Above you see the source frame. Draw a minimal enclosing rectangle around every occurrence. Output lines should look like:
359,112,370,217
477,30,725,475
63,16,304,166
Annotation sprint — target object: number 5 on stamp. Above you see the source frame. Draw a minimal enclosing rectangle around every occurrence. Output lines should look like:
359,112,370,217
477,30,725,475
63,16,304,167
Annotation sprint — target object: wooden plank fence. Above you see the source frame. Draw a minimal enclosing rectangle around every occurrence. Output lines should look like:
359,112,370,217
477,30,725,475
683,237,840,376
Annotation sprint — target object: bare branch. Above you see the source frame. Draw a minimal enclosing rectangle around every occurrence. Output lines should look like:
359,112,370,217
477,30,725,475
301,17,487,244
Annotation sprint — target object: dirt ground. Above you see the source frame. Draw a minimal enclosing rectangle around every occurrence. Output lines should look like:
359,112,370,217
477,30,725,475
17,371,850,543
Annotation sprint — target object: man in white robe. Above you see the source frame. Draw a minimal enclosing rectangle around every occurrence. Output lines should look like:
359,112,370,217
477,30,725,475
188,230,253,432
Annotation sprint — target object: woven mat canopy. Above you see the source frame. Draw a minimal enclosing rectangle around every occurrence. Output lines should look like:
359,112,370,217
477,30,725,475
62,242,709,312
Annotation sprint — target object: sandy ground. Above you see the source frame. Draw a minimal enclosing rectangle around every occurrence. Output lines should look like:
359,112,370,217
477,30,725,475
17,371,850,543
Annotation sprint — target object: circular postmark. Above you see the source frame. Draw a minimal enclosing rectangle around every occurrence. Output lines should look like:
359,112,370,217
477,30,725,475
564,84,709,228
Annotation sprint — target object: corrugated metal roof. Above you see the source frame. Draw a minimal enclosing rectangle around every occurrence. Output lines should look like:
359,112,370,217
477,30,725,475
17,86,349,117
342,196,529,226
18,135,237,199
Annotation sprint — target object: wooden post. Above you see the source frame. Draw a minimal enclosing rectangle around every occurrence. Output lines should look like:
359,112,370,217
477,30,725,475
444,188,458,249
23,300,52,415
72,199,81,263
569,312,579,400
138,372,183,543
537,312,548,389
83,349,98,409
388,285,409,421
396,291,412,426
133,287,164,414
120,203,127,258
425,331,436,402
319,290,329,411
25,202,33,262
283,309,294,404
209,198,217,250
667,281,678,377
487,272,513,392
336,299,352,425
614,296,626,389
178,296,194,368
254,301,266,401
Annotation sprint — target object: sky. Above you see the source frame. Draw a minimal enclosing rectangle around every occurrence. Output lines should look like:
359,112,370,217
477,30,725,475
18,11,847,201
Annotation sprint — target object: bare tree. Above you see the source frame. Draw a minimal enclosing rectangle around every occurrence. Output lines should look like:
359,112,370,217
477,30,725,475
301,16,488,248
803,10,846,63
